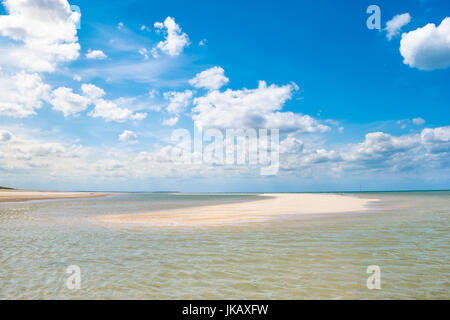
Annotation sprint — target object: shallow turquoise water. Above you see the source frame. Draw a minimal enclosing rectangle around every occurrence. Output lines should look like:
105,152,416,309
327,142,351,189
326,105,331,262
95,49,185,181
0,192,448,299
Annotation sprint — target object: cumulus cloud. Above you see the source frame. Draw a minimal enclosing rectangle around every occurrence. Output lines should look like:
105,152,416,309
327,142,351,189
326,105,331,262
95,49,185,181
412,117,425,126
189,66,229,90
148,89,158,99
89,99,147,123
0,130,13,142
280,136,304,154
0,0,80,72
49,87,91,116
265,112,330,133
81,84,105,100
152,16,190,57
164,90,193,115
93,159,125,173
163,116,180,126
385,13,411,40
280,126,450,175
192,80,330,133
161,90,193,126
301,149,342,165
86,49,107,60
0,128,86,173
0,72,50,118
119,130,138,144
138,48,149,59
400,17,450,70
80,83,147,122
1,124,449,184
345,131,421,166
421,126,450,153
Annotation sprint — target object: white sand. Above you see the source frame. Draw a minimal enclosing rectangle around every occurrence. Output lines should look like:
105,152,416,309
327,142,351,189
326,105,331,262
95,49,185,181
92,193,376,227
0,190,107,202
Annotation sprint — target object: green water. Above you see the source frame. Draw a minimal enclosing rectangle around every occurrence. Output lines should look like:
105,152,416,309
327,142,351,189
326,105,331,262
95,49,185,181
0,192,449,299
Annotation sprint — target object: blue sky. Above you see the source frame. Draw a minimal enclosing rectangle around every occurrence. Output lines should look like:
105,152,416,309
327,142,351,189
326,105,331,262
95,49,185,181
0,0,449,191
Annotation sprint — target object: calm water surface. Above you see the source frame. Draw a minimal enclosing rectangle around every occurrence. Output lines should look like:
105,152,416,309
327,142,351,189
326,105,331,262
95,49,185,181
0,192,449,299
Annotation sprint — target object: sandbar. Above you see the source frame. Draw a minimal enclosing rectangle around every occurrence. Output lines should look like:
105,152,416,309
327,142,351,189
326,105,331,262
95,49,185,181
92,193,376,226
0,189,107,202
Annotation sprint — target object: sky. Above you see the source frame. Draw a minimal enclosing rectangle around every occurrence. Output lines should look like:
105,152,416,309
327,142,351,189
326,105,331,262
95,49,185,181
0,0,449,192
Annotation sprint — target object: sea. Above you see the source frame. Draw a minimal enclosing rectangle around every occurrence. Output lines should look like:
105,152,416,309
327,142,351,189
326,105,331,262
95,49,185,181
0,191,448,299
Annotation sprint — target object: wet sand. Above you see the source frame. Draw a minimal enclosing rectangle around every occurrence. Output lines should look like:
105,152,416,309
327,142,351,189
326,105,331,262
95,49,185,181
92,193,376,226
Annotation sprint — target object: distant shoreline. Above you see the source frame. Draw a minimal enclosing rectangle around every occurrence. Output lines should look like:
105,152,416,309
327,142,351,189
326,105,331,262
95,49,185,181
0,190,108,202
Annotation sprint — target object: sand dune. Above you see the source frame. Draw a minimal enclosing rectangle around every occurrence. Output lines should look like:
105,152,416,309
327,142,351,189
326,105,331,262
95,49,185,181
92,193,376,226
0,190,107,202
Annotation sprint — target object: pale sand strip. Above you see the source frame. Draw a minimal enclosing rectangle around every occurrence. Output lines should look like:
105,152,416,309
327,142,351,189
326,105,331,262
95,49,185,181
92,193,376,226
0,190,107,202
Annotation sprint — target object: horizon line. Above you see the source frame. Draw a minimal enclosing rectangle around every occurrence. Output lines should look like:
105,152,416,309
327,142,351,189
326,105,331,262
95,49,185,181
4,188,449,193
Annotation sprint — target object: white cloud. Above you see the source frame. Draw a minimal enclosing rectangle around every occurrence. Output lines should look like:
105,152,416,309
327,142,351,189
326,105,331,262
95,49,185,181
343,131,422,170
138,48,149,59
86,49,107,60
421,126,450,153
385,13,411,40
412,117,425,126
266,112,330,133
422,126,450,142
353,131,420,155
117,22,124,30
153,16,190,56
199,39,207,46
0,72,50,118
0,128,87,174
192,80,330,133
1,124,449,185
301,149,342,165
73,74,82,81
163,116,179,126
164,90,193,115
400,17,450,70
0,130,13,142
397,119,408,129
280,136,304,154
119,130,138,144
81,84,105,100
49,87,91,116
0,0,80,72
280,126,450,174
148,89,158,98
89,99,147,123
189,66,229,90
93,159,125,173
80,84,147,122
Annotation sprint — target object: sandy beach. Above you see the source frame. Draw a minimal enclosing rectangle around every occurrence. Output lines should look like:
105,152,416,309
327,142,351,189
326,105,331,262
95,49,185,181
0,190,107,202
92,193,376,226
